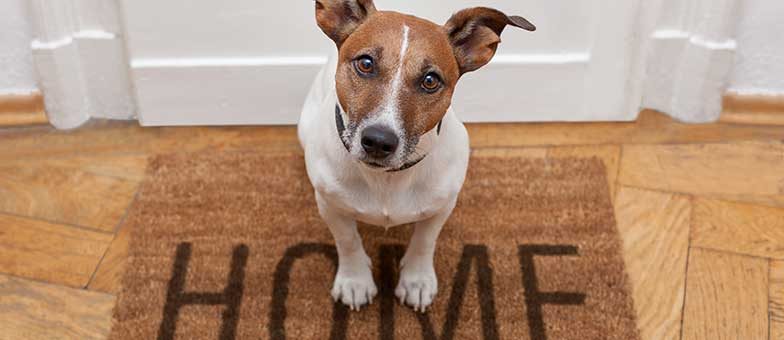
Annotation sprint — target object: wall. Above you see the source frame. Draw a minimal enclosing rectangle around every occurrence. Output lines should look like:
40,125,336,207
728,0,784,95
0,0,37,95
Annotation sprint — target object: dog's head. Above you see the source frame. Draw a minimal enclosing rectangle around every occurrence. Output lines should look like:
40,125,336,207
316,0,535,170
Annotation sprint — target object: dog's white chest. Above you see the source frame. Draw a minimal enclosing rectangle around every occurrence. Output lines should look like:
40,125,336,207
319,174,451,228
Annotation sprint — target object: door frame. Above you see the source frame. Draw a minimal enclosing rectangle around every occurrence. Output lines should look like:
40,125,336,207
26,0,135,129
640,0,742,122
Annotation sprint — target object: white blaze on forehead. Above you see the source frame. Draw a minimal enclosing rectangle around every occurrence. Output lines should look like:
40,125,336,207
374,24,409,133
388,24,410,111
351,26,410,153
372,23,410,131
350,24,415,167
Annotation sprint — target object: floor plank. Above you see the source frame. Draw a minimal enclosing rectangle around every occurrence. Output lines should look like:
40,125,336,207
681,248,769,340
772,261,784,340
0,213,113,288
0,274,115,340
4,109,784,163
2,112,784,338
692,198,784,259
0,120,300,163
0,112,49,127
721,111,784,126
614,187,691,340
619,141,784,208
0,93,47,127
467,110,784,148
0,154,145,231
721,93,784,126
87,222,131,294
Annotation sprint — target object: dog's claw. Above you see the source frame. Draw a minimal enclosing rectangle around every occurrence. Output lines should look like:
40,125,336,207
395,259,438,312
395,286,406,306
331,268,377,311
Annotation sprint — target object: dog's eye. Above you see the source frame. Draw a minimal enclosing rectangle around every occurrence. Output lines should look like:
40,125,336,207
421,73,441,93
354,56,375,75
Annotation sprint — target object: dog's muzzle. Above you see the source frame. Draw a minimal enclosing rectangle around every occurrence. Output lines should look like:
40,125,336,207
335,104,441,172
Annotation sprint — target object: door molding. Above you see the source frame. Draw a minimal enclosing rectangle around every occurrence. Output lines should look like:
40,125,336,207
27,0,135,129
639,0,741,122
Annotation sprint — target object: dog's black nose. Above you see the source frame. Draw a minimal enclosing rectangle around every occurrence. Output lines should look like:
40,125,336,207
361,125,399,159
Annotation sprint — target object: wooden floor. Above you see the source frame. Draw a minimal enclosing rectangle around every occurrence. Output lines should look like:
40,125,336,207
0,110,782,339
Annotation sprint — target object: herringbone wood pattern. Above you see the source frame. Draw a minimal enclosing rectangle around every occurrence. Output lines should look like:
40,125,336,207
1,110,782,339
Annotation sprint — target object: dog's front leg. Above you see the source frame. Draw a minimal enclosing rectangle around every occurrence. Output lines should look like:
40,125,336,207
396,198,457,312
316,192,377,310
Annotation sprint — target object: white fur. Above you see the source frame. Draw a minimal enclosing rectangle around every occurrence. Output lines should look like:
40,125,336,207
298,41,470,311
348,25,411,167
386,24,410,115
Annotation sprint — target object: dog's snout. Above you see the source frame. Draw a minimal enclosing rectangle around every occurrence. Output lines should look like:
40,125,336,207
361,126,399,159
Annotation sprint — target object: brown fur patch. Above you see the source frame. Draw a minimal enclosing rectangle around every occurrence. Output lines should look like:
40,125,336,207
315,0,377,46
444,7,535,74
325,4,534,157
336,11,460,140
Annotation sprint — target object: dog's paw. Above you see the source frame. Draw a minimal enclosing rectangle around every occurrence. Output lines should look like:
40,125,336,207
395,259,438,313
331,263,378,311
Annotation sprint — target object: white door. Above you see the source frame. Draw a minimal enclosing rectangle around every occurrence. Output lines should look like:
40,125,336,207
119,0,642,126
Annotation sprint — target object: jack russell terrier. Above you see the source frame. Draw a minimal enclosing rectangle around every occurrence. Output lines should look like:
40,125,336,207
298,0,535,312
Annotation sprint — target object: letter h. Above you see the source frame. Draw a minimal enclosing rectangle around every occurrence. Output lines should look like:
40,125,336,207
157,243,249,340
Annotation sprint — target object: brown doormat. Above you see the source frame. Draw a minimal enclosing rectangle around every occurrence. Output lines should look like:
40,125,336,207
110,149,640,340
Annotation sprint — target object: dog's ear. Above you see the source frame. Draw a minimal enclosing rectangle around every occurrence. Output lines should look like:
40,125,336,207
315,0,377,47
444,7,535,74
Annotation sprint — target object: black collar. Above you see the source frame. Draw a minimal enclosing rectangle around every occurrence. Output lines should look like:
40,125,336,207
335,104,441,172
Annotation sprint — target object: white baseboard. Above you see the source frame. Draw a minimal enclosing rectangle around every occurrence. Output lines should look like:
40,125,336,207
453,58,603,123
132,59,323,126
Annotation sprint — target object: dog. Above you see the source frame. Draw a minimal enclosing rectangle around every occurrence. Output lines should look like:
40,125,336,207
298,0,535,312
